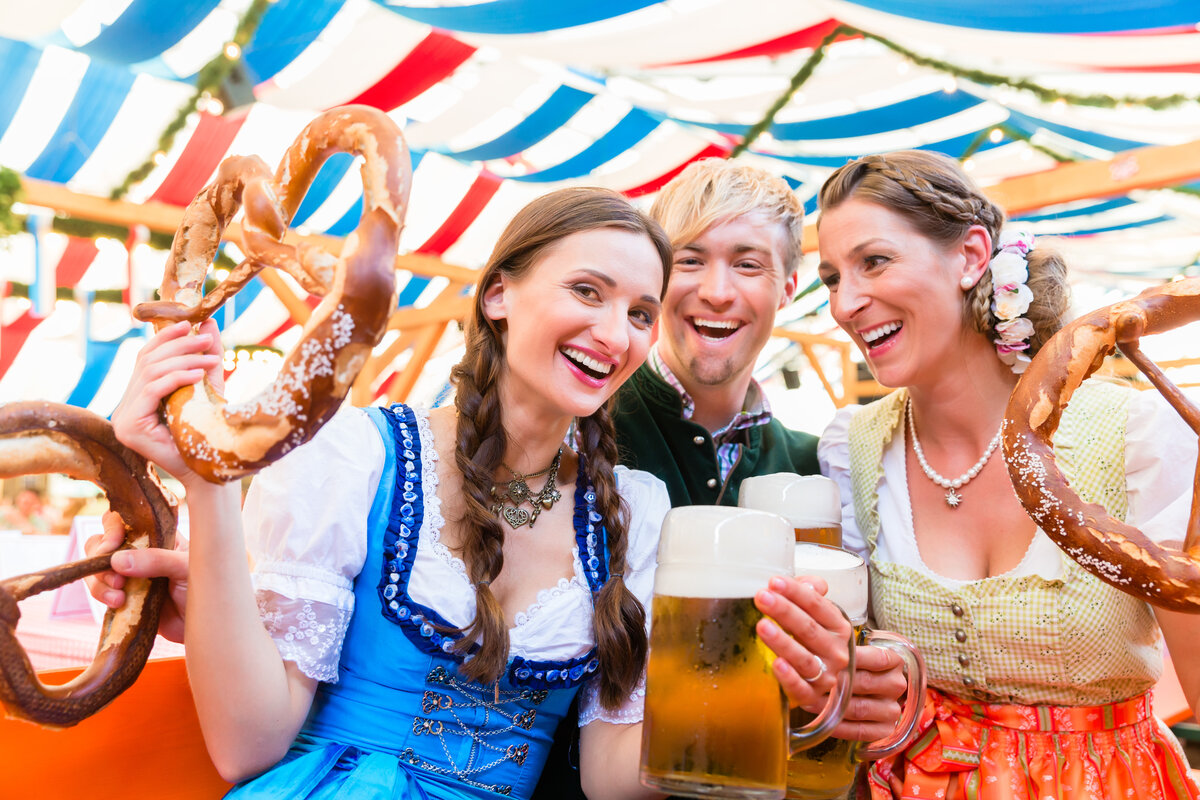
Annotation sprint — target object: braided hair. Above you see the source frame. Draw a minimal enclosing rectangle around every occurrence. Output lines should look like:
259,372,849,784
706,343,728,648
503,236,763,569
449,187,672,707
817,151,1069,356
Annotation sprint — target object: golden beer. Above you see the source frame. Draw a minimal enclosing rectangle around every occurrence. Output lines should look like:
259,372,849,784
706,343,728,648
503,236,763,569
793,526,841,547
639,506,855,800
785,624,867,799
787,545,926,800
739,474,842,549
641,595,787,797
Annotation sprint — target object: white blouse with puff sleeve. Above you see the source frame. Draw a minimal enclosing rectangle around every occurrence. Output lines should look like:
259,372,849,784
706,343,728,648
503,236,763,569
818,389,1199,588
241,406,670,724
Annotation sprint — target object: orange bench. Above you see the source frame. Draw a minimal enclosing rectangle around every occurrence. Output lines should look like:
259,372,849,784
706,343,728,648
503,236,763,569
0,657,230,799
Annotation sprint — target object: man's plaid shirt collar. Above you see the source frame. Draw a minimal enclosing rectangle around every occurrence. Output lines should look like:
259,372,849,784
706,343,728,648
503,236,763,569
646,346,773,442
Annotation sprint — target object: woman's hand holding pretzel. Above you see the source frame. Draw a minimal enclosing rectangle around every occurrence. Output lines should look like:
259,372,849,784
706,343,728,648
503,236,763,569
112,318,223,489
85,511,189,643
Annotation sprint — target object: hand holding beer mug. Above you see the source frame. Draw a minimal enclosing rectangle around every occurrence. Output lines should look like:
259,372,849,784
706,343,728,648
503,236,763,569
639,507,856,800
738,474,842,547
787,544,926,800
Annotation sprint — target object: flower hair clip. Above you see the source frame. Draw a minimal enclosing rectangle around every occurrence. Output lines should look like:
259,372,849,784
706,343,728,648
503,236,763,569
989,229,1035,374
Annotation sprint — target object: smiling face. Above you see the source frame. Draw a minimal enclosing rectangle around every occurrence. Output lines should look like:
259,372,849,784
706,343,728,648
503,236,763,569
483,227,664,427
817,198,980,389
657,212,798,394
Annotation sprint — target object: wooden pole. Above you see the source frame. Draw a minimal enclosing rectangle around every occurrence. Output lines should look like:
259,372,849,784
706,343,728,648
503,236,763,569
257,269,311,326
352,283,474,405
350,330,417,406
17,176,478,283
771,328,862,407
387,322,449,403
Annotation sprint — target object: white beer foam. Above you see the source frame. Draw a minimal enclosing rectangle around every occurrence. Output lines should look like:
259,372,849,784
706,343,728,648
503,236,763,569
794,543,868,622
654,506,793,598
738,473,841,528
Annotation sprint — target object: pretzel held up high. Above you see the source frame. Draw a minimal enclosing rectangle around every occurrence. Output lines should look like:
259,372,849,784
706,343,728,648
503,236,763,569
1003,278,1200,613
135,105,411,483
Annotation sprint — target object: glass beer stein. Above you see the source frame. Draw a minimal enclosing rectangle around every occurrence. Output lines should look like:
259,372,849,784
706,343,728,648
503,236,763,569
639,506,856,800
786,544,927,800
738,474,842,548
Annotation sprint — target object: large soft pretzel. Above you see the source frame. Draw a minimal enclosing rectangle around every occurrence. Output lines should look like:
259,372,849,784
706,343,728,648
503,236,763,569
0,402,177,726
1003,278,1200,613
134,105,411,483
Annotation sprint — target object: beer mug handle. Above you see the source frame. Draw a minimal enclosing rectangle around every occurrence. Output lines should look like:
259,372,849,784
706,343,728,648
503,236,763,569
857,630,927,762
787,614,856,755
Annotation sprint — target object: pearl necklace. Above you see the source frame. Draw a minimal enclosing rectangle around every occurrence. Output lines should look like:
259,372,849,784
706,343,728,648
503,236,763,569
906,398,1002,508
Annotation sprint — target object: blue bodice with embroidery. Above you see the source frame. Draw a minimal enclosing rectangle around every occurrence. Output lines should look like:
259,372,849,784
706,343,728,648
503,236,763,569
226,404,611,799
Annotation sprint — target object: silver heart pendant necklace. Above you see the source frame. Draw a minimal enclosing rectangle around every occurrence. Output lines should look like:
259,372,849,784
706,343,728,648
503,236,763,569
490,447,564,529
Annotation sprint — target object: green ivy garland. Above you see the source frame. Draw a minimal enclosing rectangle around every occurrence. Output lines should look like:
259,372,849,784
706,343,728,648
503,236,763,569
0,166,23,238
109,0,272,200
731,24,1200,159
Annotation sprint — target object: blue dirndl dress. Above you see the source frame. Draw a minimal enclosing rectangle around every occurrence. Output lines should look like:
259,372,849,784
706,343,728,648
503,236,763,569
226,404,617,799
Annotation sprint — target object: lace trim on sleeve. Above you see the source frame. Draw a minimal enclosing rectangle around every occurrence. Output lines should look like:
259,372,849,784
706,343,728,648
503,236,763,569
256,590,353,683
409,407,465,580
253,560,355,609
577,671,646,727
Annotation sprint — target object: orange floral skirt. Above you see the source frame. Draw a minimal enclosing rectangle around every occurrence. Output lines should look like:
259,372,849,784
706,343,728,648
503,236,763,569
867,688,1198,800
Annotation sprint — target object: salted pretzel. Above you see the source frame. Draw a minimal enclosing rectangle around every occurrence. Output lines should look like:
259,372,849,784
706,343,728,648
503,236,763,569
134,105,411,482
1003,277,1200,613
0,402,177,727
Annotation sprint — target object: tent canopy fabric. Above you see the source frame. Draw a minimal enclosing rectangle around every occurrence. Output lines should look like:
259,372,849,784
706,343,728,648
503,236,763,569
2,0,1200,414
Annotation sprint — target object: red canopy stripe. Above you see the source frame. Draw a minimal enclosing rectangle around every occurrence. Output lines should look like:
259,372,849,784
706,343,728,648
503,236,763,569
0,310,44,380
150,112,248,206
654,19,856,66
622,143,732,198
1093,61,1200,73
345,31,477,111
373,368,398,400
54,237,100,288
254,295,321,347
417,171,502,255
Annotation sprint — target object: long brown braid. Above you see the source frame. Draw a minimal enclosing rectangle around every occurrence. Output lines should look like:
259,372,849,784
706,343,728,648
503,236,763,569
818,150,1069,357
448,187,671,706
575,405,645,707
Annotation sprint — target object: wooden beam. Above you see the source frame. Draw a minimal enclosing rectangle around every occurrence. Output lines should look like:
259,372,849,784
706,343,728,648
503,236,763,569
351,329,418,406
799,138,1200,253
771,327,861,407
258,269,311,326
798,341,838,408
17,176,476,283
387,322,449,403
986,140,1200,217
1099,355,1200,378
350,282,473,405
388,290,473,331
771,328,846,348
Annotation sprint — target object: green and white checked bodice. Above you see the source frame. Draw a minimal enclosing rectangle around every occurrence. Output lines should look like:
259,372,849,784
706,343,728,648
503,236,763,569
848,381,1162,706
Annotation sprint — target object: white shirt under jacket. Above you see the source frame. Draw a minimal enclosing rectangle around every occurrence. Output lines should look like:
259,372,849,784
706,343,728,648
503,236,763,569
241,406,671,726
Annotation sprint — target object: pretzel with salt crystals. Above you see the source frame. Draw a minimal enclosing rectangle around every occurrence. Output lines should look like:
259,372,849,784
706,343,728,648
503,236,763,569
134,105,411,483
1003,277,1200,613
0,402,176,727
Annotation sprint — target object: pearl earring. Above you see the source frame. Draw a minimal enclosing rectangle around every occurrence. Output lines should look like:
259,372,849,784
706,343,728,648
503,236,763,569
960,276,974,290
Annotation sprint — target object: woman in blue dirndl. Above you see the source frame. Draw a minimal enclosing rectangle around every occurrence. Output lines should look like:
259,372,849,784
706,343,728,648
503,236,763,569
102,187,855,799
